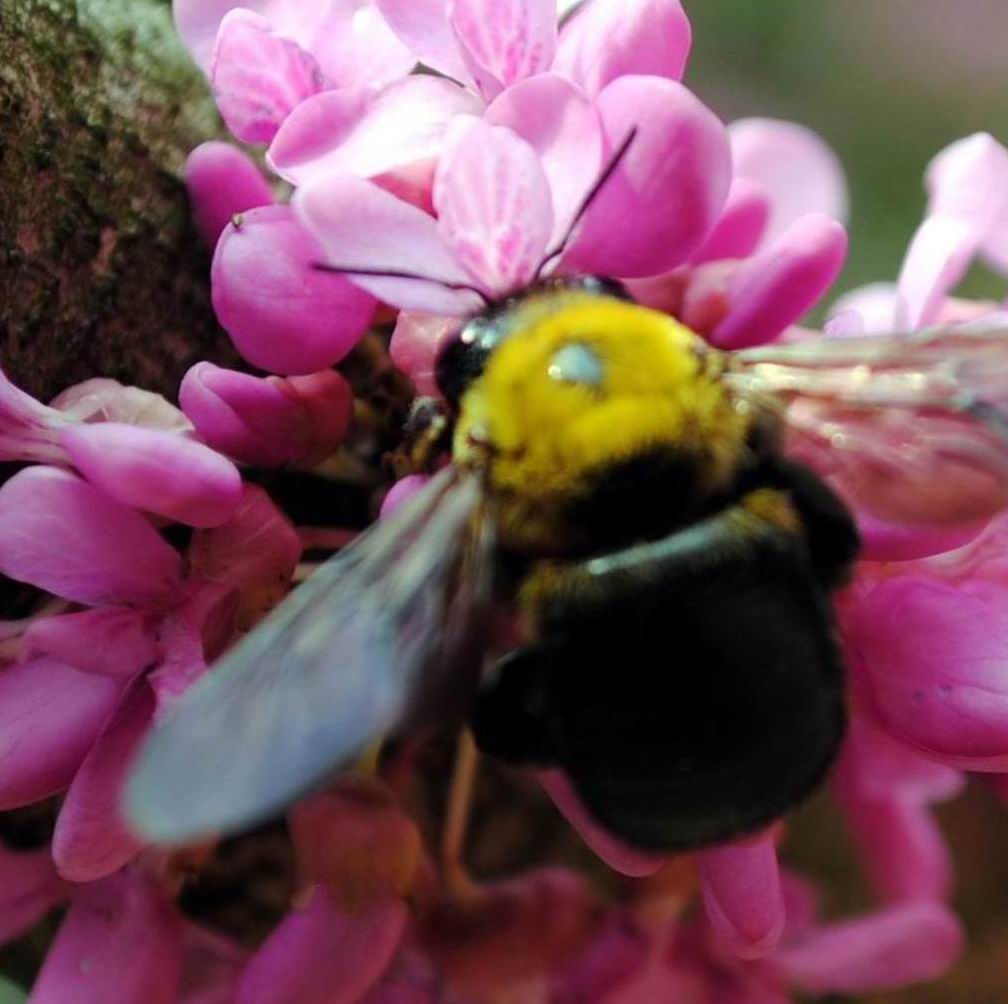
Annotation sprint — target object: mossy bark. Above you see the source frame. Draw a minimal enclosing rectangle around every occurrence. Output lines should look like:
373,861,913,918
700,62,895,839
0,0,240,402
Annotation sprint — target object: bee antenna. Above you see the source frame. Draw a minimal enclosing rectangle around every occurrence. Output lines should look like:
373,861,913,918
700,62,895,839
535,126,639,279
312,263,492,308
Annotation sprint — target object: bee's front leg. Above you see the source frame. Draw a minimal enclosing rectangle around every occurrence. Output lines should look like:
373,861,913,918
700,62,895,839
387,396,454,478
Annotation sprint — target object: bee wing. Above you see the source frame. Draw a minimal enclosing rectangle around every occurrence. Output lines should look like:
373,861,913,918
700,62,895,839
724,325,1008,526
126,467,488,844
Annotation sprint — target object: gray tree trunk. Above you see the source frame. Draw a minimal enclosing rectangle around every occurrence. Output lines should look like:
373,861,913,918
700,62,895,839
0,0,240,402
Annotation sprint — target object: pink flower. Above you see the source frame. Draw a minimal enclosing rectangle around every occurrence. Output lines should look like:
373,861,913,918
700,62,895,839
267,0,693,198
174,0,416,143
831,132,1008,333
294,85,730,313
185,142,275,249
0,370,242,529
627,119,850,349
180,364,354,467
834,714,962,904
209,204,377,375
843,569,1008,773
30,868,185,1004
0,460,300,881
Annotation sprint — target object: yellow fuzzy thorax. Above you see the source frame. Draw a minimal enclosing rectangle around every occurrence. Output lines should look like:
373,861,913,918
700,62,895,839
453,293,753,552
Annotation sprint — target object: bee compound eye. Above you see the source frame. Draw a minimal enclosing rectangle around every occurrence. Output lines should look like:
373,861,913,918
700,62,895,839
547,343,604,387
435,317,508,405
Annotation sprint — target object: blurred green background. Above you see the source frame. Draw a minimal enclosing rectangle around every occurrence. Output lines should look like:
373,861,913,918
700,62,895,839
686,0,1008,307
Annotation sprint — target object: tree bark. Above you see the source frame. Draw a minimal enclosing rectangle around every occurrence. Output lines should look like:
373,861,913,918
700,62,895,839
0,0,240,402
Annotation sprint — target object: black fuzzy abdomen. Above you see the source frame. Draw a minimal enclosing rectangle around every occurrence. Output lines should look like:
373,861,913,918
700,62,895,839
472,534,846,852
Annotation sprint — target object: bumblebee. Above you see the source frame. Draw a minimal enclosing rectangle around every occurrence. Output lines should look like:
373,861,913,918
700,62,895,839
127,277,1008,851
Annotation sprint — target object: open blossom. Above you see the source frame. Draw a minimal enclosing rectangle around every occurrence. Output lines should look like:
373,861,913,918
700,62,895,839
830,131,1008,334
174,0,416,143
266,0,692,194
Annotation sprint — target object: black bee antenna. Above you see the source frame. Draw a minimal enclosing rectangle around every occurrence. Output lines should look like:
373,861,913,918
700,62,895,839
535,126,639,279
311,263,493,308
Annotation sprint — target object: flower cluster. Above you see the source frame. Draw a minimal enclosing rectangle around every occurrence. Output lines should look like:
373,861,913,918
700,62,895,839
2,0,1008,1000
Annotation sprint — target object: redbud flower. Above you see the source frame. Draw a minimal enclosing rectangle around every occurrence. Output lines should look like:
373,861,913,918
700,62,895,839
295,87,730,312
174,0,415,144
831,132,1008,333
628,119,850,349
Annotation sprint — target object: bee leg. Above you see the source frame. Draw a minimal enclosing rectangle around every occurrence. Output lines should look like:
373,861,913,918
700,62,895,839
442,729,480,900
387,396,453,478
758,456,861,588
469,647,564,767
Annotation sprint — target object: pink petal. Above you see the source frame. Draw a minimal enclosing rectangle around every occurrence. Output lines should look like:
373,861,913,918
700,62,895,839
847,575,1008,769
0,467,184,608
31,869,185,1004
380,475,433,519
0,366,68,464
53,678,154,881
149,582,239,713
777,901,964,995
925,132,1008,236
174,0,248,72
894,215,979,330
0,658,125,810
982,199,1008,275
433,118,554,294
211,204,377,374
554,0,691,97
483,73,603,245
690,177,770,264
288,784,422,904
61,423,243,529
857,511,986,562
185,142,275,249
374,0,474,86
357,950,445,1004
21,607,159,679
211,9,325,144
823,309,865,337
237,886,407,1004
729,118,848,245
189,483,300,631
181,364,353,467
538,769,667,878
835,713,964,806
826,283,898,335
840,795,953,905
294,173,483,314
308,1,416,89
178,925,248,1004
268,77,479,189
0,844,70,943
697,831,784,959
710,214,848,349
420,867,596,994
389,312,457,397
563,76,731,278
51,378,192,432
834,716,961,903
551,913,648,1004
450,0,557,101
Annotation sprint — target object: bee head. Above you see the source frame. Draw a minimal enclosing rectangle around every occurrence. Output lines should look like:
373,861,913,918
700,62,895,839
434,276,630,407
452,294,751,552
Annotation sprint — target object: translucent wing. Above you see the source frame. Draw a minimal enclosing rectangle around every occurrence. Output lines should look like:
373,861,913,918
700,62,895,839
126,467,488,844
724,325,1008,525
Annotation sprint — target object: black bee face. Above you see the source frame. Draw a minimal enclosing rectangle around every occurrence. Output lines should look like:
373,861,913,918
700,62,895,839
434,276,631,407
